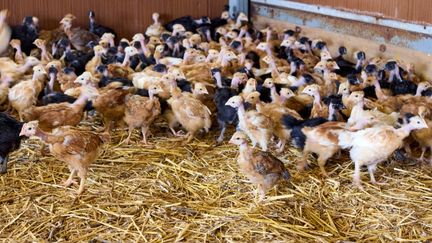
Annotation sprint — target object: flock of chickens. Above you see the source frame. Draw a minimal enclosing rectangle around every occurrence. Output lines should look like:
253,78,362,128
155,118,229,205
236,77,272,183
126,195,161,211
0,6,432,201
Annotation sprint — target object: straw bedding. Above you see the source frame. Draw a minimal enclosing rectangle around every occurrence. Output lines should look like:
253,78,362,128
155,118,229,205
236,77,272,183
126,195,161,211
1,119,432,242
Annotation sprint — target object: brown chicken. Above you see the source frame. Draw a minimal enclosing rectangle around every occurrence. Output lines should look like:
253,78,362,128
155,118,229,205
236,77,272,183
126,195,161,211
21,85,98,131
123,84,163,144
245,91,301,153
167,87,212,144
229,131,291,202
19,121,109,195
93,82,132,132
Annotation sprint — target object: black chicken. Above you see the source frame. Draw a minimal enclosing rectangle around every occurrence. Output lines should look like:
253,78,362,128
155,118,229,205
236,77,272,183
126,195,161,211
0,113,23,173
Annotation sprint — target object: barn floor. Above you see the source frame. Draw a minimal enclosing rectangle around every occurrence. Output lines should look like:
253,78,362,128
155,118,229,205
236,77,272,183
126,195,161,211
1,119,432,242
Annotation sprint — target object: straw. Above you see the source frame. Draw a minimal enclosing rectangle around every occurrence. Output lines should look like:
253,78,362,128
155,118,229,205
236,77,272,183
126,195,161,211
1,119,432,241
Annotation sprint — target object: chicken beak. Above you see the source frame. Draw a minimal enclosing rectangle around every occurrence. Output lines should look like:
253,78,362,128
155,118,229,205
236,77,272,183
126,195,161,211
19,129,26,137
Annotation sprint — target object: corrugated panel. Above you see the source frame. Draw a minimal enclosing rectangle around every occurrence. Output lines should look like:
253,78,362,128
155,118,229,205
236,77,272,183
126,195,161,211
1,0,228,39
292,0,432,24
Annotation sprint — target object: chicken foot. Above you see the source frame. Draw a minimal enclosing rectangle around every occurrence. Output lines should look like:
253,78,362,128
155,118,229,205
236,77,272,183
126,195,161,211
77,169,87,195
124,126,134,145
216,120,226,144
63,169,77,187
367,163,386,186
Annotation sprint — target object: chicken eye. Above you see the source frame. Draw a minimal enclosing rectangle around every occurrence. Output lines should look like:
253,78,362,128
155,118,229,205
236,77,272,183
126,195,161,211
343,88,347,91
27,127,31,131
355,95,358,97
236,137,240,140
417,121,420,124
199,88,203,91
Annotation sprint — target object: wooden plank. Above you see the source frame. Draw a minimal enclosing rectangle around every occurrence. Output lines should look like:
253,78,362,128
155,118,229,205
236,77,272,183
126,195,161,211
1,0,227,39
253,15,432,79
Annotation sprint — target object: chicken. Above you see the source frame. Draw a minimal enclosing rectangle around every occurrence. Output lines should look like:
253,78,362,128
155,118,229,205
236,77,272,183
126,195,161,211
225,95,273,151
8,65,47,121
347,91,399,128
33,38,52,64
167,87,212,144
123,84,163,144
107,46,138,78
60,16,99,52
245,91,301,153
0,112,23,173
9,39,26,64
85,45,106,75
301,84,328,118
410,107,432,163
229,131,291,202
338,114,428,189
299,114,376,176
19,121,109,195
92,82,132,132
146,13,164,37
58,67,79,92
21,85,97,131
0,56,40,81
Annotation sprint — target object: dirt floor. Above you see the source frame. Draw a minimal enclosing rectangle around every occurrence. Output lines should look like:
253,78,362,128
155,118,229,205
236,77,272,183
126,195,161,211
1,119,432,242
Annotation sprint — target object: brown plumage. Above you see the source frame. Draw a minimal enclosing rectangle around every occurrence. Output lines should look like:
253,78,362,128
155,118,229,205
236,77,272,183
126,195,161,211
20,121,109,195
21,86,97,131
93,82,132,132
167,87,212,144
245,91,301,153
123,84,162,144
229,131,290,202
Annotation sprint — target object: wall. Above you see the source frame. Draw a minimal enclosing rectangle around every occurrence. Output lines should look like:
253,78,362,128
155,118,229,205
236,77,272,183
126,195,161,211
1,0,228,39
292,0,432,24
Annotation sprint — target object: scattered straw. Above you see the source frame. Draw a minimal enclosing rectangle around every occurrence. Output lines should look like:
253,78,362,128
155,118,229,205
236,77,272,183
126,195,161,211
1,118,432,241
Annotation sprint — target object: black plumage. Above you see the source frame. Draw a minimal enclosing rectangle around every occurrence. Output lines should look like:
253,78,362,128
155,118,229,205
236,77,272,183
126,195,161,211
0,113,24,173
282,115,327,149
88,10,116,37
11,16,39,55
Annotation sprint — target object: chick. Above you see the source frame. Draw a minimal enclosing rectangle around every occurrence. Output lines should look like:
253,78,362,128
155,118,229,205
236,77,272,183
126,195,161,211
245,91,301,153
338,114,428,189
411,107,432,163
299,114,376,176
93,82,132,132
8,65,47,121
124,84,163,144
226,95,273,151
301,84,328,118
19,121,109,195
167,87,212,144
229,131,291,201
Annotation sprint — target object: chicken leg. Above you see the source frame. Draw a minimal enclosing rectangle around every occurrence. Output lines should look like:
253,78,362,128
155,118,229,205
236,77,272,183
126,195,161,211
141,126,149,144
353,161,363,190
0,156,8,174
77,169,87,195
124,126,134,145
419,147,427,161
63,169,77,187
368,163,386,186
216,120,226,144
